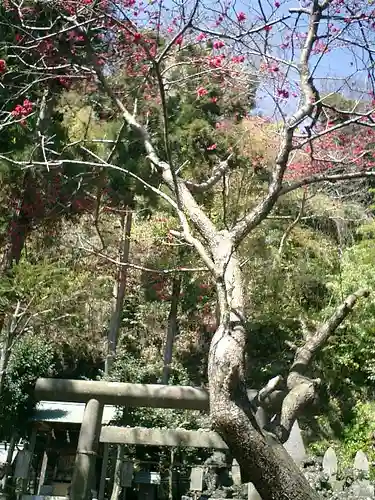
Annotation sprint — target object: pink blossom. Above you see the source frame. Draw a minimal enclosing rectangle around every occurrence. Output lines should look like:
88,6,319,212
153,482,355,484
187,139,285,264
232,55,245,63
196,33,207,42
208,56,222,68
213,40,225,49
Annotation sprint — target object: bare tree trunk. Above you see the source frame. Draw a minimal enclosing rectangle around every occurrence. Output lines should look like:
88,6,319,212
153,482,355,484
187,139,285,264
106,210,132,500
168,448,174,500
0,195,32,392
0,335,12,396
162,276,181,385
208,233,320,500
0,300,22,396
105,208,132,375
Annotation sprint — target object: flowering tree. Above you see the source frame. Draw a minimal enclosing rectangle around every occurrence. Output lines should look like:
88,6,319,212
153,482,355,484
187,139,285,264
2,0,375,498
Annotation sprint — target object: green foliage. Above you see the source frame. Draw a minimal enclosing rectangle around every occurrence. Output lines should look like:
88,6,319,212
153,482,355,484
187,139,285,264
308,401,375,478
320,221,375,386
0,334,55,438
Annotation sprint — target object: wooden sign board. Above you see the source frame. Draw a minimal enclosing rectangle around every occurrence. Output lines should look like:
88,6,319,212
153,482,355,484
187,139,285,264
14,451,32,479
134,471,161,485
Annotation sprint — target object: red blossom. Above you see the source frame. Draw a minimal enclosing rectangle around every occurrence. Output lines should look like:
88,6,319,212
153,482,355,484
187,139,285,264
0,60,6,73
237,11,246,22
277,89,289,99
197,87,208,97
11,99,33,118
207,144,217,150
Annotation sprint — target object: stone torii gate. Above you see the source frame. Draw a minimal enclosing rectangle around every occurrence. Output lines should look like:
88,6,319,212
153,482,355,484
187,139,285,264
34,378,305,500
34,378,216,500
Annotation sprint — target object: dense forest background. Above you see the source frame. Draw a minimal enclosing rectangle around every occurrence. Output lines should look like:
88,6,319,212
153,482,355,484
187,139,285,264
1,0,375,478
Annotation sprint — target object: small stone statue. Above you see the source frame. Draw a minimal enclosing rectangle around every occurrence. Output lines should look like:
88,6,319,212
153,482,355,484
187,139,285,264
203,451,233,498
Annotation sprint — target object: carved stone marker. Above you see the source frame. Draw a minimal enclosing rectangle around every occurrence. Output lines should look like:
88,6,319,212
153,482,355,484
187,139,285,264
352,450,374,498
231,459,241,486
14,450,32,479
322,446,344,492
248,482,262,500
354,450,370,474
283,421,306,466
322,447,338,477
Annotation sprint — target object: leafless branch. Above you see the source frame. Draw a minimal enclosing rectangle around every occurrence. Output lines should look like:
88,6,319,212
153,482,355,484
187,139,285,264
79,238,208,274
280,170,375,196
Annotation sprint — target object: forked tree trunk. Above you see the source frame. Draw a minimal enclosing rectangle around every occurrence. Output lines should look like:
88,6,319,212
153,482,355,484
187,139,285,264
208,233,319,500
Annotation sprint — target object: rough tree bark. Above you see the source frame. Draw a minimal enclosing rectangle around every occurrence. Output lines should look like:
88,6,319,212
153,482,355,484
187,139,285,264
0,301,22,395
207,233,321,500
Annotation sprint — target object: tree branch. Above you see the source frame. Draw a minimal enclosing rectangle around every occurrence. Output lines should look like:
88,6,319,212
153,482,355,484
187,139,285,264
79,29,223,278
185,156,233,193
291,288,370,373
279,170,375,196
230,0,325,246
